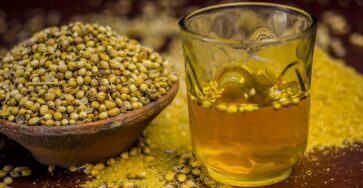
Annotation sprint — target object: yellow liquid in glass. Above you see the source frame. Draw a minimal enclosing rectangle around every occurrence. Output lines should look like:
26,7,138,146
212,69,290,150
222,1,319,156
188,86,309,186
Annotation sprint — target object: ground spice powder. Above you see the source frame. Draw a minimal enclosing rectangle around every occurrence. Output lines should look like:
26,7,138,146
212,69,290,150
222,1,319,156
81,47,363,188
308,49,363,151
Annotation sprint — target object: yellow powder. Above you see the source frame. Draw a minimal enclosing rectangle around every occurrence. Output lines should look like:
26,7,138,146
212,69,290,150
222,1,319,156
82,47,363,187
308,49,363,151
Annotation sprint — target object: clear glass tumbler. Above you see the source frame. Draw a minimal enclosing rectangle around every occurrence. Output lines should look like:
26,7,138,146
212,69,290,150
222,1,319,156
179,2,316,187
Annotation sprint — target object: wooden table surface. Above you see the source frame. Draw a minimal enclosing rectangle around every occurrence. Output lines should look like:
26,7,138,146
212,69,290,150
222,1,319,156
0,0,362,188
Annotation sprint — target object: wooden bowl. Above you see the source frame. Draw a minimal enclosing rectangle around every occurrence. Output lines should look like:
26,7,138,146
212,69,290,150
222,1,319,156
0,82,179,167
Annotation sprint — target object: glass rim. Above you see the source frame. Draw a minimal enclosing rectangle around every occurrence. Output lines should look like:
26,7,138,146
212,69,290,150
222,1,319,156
179,2,317,47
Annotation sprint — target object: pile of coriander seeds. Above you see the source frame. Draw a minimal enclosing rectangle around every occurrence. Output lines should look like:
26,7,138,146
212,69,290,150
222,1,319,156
0,22,178,126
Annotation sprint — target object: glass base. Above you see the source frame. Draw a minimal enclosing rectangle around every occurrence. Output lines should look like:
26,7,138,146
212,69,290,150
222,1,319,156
207,167,292,187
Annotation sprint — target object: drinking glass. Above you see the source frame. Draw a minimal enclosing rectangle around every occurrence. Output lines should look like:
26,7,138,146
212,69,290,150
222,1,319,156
179,2,316,187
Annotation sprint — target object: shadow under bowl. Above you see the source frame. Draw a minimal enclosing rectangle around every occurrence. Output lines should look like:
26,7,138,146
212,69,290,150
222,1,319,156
0,82,179,167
